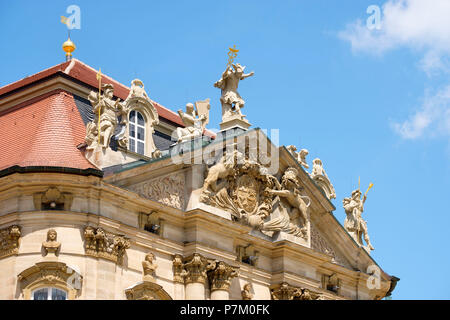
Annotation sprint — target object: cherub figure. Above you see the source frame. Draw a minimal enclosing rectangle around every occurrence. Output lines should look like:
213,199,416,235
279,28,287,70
286,145,309,169
176,100,210,143
214,63,254,121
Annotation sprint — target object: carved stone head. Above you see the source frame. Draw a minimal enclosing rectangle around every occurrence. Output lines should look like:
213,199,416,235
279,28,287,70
47,229,57,242
351,189,361,200
102,84,114,98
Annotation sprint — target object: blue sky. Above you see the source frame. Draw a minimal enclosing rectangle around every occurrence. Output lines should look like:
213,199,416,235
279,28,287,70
1,0,449,299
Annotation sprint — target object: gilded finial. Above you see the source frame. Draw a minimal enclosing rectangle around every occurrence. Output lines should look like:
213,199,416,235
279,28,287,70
62,36,76,61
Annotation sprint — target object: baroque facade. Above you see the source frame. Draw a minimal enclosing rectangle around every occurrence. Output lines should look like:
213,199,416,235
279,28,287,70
0,57,398,300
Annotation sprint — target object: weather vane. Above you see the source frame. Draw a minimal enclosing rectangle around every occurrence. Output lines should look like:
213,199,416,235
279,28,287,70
227,45,239,67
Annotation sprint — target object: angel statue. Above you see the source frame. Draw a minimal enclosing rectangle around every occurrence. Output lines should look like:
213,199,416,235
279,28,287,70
175,99,210,143
214,63,254,122
263,167,310,238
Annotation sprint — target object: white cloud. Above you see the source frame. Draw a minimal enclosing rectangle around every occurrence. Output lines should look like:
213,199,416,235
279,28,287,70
339,0,450,140
339,0,450,59
392,86,450,139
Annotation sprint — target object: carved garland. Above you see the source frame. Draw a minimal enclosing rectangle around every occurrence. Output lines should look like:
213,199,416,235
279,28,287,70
0,225,21,259
83,226,130,265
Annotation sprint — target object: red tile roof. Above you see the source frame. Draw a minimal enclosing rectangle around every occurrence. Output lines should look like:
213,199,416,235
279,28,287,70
0,90,96,170
0,59,185,127
0,58,216,172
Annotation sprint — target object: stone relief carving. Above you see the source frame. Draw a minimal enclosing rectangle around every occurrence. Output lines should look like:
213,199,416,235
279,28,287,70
142,252,157,282
343,189,374,253
286,145,309,169
270,282,323,300
42,229,61,256
263,167,310,239
310,224,351,268
214,63,254,129
200,150,274,229
241,283,253,300
200,151,311,241
0,225,21,259
207,260,239,292
176,99,210,143
33,187,73,211
129,172,185,210
83,226,130,264
310,158,336,200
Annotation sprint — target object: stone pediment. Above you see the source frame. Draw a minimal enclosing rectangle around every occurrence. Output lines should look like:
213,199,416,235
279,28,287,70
105,129,380,273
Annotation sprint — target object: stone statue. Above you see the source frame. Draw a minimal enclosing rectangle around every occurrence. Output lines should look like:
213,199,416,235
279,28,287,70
310,158,336,200
343,189,374,252
263,167,310,238
311,158,327,177
128,79,149,100
142,252,157,282
87,83,122,149
214,63,254,125
201,150,243,194
286,145,309,169
175,99,210,143
241,283,253,300
42,229,61,256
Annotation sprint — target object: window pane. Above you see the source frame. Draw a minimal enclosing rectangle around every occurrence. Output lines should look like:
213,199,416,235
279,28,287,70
130,138,135,152
137,112,145,126
129,124,135,139
129,110,136,123
137,127,144,140
51,288,67,300
33,288,48,300
137,141,144,155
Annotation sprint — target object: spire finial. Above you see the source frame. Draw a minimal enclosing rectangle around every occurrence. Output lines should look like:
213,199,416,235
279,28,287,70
62,34,76,61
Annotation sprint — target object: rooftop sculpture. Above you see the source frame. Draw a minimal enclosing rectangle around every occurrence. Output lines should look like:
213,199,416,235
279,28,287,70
343,184,375,253
214,61,254,131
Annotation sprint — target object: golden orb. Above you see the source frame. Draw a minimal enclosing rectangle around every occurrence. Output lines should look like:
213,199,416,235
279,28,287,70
62,37,76,60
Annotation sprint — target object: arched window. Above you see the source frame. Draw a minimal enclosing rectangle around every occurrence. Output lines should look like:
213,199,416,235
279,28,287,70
18,261,82,300
32,287,67,300
129,110,145,155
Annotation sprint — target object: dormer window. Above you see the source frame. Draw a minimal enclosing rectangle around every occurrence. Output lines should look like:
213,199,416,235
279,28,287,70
129,110,145,155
